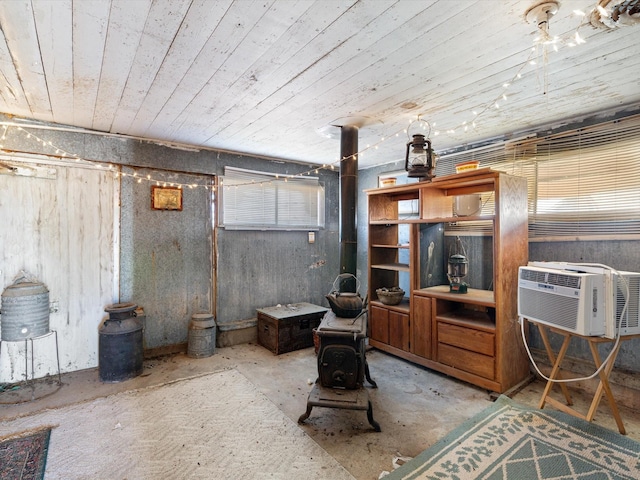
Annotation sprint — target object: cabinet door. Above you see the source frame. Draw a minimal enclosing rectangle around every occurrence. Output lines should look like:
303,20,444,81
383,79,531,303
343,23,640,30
412,295,432,359
388,310,410,351
370,304,389,344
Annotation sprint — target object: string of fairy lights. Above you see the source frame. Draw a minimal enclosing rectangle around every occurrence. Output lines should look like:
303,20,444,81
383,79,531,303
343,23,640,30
0,6,599,190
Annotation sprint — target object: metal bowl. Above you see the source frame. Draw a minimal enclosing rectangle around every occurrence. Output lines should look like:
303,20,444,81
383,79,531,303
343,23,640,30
376,287,405,305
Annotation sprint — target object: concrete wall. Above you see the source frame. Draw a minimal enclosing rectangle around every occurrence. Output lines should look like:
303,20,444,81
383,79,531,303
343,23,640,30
119,167,214,351
0,115,340,378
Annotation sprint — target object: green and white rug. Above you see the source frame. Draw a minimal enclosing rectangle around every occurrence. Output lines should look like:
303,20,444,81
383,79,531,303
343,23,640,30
386,395,640,480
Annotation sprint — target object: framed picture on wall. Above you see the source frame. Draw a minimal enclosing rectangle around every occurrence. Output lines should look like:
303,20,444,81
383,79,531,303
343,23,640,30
151,186,183,211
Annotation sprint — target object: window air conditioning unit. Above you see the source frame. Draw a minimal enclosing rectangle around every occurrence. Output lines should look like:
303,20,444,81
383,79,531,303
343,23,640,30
517,262,640,339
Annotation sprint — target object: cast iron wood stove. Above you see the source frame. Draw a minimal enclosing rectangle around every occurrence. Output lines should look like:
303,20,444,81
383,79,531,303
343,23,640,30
298,310,380,431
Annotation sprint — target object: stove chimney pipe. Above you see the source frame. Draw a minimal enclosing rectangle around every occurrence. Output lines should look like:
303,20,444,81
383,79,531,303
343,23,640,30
339,125,358,292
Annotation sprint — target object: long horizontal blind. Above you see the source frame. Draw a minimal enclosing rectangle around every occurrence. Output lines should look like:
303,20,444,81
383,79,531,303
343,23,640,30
220,167,324,230
438,114,640,240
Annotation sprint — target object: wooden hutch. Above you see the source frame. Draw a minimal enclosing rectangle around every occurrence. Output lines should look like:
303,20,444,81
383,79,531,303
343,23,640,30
365,168,530,394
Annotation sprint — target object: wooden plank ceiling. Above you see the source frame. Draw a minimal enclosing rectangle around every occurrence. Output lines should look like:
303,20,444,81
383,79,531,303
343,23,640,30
0,0,638,169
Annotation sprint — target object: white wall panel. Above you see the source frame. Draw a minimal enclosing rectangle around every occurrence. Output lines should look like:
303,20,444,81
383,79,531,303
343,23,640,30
0,156,117,382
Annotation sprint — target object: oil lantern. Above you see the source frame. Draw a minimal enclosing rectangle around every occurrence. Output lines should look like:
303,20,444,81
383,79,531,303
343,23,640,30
447,254,469,294
405,133,436,182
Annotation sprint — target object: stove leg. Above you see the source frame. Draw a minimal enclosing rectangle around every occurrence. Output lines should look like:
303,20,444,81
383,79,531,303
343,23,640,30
367,401,381,432
365,360,377,388
298,404,313,424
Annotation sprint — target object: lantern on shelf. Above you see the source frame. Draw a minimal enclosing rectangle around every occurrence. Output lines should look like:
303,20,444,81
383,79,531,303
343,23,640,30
405,133,436,182
447,254,469,293
447,236,469,294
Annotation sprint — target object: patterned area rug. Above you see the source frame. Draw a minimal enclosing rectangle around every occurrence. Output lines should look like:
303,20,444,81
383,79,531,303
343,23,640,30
0,428,51,480
0,369,354,479
386,395,640,480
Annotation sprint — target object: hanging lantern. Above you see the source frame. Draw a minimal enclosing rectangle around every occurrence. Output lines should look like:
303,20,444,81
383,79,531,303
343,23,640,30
405,133,436,181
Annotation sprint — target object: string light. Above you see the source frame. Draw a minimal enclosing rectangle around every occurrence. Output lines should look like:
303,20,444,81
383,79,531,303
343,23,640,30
0,124,228,190
0,13,595,190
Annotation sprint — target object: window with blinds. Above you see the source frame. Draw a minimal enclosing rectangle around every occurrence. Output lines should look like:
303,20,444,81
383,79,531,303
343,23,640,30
220,167,325,230
438,114,640,241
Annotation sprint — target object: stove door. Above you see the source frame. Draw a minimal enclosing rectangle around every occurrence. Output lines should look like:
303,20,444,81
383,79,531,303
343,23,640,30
318,344,361,389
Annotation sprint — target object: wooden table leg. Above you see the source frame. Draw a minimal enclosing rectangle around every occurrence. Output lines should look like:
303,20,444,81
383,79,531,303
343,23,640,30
538,330,572,409
537,325,573,407
586,338,626,435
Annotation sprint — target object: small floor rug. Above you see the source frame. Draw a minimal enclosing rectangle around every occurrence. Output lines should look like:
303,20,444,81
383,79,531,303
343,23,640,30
0,427,51,480
0,369,354,479
386,395,640,480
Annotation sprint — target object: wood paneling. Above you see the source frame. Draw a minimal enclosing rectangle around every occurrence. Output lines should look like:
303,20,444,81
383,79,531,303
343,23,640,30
0,157,116,382
0,1,637,169
91,0,153,131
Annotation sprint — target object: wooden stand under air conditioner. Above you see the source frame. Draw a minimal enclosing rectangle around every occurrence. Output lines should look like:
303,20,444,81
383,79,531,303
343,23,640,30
365,168,531,394
531,322,640,434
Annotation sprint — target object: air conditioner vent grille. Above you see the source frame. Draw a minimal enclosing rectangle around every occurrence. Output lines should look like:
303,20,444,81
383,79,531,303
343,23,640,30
616,276,640,330
519,289,579,331
520,269,581,289
520,269,547,283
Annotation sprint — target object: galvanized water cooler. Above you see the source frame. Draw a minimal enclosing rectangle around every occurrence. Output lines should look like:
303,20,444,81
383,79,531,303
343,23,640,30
0,280,50,341
99,302,143,383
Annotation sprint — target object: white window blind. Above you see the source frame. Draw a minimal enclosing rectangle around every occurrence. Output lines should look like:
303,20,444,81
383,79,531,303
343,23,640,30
438,114,640,241
220,167,325,230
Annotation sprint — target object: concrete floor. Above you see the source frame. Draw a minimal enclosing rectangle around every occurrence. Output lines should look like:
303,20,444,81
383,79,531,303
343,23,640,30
2,342,640,480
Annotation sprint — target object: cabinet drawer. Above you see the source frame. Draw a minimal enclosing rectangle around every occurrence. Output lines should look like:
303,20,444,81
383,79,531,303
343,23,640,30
437,321,494,356
438,343,494,379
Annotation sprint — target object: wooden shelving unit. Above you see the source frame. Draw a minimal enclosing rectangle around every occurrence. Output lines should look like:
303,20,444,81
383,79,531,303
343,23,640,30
365,168,530,394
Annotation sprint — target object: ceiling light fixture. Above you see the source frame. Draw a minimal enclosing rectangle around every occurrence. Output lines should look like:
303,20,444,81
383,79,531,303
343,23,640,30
590,0,640,28
525,1,560,44
525,1,561,95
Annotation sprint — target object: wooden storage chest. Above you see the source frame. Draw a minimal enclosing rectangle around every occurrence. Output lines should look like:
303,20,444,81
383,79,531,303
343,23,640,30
257,303,328,355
